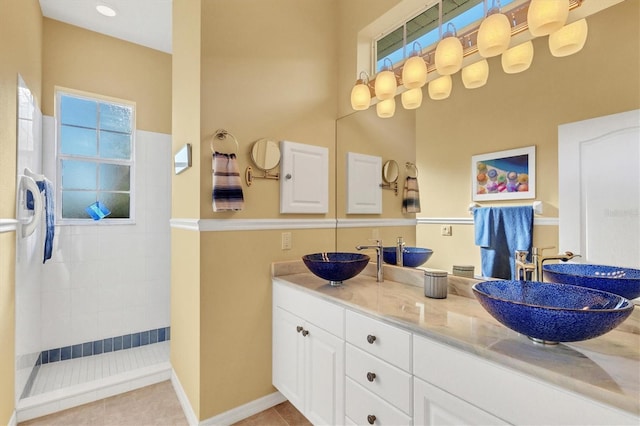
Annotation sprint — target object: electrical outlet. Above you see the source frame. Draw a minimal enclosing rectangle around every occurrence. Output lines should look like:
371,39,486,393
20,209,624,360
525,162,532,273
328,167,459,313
441,225,452,236
281,232,292,250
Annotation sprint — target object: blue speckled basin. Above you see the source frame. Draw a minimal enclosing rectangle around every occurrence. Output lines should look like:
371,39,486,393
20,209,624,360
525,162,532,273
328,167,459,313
472,280,634,344
543,263,640,300
302,252,370,285
382,247,433,267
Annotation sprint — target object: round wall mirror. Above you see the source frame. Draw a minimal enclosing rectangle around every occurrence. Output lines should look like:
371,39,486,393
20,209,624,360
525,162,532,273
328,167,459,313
251,138,280,171
382,160,399,183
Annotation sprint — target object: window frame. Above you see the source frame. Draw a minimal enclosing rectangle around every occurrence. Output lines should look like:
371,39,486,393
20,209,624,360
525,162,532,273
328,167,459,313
55,88,136,225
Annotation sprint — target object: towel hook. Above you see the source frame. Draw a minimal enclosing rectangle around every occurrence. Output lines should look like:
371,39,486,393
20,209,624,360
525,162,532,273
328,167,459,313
210,128,239,155
406,162,418,178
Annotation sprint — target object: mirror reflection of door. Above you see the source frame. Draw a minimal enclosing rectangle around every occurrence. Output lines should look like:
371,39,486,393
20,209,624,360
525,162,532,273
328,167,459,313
559,109,640,268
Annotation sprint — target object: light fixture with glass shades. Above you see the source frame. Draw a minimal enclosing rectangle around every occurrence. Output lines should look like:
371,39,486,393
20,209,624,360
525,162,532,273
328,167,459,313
376,98,396,118
527,0,570,37
477,0,511,58
435,23,463,76
401,88,423,110
348,0,587,115
374,58,398,101
428,75,452,100
462,59,490,89
350,71,372,111
549,18,588,57
502,40,534,74
402,42,428,89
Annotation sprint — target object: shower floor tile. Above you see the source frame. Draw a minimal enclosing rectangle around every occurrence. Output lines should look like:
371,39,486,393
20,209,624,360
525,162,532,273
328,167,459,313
27,341,169,397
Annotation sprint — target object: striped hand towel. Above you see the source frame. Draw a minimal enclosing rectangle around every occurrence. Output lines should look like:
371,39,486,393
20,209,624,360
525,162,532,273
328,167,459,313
402,176,421,213
212,152,245,212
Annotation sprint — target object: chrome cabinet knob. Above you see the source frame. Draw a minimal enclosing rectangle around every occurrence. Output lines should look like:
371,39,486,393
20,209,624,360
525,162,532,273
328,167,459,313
367,414,376,424
367,334,377,344
296,326,303,333
285,173,292,180
301,329,309,337
366,372,376,382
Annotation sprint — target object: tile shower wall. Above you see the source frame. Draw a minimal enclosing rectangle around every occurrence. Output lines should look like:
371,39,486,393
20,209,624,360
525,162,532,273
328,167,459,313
41,116,171,350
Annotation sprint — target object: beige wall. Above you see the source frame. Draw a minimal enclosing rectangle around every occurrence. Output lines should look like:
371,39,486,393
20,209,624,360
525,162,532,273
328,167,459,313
0,0,42,422
42,19,172,134
415,0,639,272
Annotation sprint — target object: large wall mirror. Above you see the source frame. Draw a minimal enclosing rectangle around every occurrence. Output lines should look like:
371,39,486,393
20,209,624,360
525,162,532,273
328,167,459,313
335,106,417,251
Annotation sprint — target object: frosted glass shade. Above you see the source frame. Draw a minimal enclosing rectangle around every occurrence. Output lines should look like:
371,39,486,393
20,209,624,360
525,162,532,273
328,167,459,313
428,75,452,100
435,36,463,75
376,98,396,118
502,41,534,74
402,55,427,89
477,13,511,58
549,19,588,57
527,0,570,37
401,88,423,109
350,82,371,110
374,70,397,100
462,59,489,89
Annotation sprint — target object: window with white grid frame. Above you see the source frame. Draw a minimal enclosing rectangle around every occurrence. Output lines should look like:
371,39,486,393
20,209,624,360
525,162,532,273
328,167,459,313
56,90,135,223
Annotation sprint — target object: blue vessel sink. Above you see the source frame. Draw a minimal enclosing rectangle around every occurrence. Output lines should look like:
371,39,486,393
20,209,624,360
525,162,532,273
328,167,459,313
302,252,370,286
383,247,433,268
472,280,634,344
543,263,640,300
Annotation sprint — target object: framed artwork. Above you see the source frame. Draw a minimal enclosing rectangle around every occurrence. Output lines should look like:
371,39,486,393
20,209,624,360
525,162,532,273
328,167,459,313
472,146,535,201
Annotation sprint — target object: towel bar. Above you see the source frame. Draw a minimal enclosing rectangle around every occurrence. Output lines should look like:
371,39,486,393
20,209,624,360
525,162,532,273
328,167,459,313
469,200,543,215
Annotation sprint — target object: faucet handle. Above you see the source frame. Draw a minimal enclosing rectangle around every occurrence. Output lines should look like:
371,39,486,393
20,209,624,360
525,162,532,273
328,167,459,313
515,250,529,262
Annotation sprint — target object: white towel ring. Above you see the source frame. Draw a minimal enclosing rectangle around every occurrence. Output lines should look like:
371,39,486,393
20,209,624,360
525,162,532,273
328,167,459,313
406,162,418,178
210,129,239,155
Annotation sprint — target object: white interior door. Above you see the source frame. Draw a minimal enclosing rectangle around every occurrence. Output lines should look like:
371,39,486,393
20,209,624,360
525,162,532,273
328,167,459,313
558,109,640,267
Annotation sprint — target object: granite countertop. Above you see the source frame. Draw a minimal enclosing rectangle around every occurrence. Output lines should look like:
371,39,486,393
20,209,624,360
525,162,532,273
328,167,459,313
272,261,640,416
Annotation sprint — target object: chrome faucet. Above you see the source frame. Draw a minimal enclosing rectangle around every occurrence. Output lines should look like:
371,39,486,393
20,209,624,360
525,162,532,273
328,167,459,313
514,246,581,281
396,236,405,267
356,239,384,282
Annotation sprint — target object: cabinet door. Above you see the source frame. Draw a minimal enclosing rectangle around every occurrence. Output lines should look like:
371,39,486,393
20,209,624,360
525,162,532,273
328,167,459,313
280,140,329,213
273,306,305,411
305,322,345,426
413,377,508,426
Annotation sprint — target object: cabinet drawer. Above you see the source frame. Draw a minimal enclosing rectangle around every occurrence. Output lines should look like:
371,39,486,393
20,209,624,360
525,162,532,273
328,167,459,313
273,281,345,338
346,310,411,371
346,344,412,414
346,378,412,426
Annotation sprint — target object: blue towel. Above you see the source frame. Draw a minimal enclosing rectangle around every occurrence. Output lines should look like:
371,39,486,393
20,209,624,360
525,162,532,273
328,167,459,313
36,178,55,263
474,206,533,280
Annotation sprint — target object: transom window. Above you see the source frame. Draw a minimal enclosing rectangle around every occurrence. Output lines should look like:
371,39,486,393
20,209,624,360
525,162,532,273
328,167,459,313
56,90,135,223
375,0,517,72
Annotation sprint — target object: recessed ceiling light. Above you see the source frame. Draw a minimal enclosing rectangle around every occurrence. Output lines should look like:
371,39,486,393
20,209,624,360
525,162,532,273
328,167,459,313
96,4,117,17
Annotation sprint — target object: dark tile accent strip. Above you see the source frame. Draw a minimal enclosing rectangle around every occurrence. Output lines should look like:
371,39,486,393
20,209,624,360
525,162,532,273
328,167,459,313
37,327,170,367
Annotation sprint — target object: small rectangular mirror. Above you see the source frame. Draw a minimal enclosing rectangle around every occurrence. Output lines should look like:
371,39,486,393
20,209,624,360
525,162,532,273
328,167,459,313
174,143,192,175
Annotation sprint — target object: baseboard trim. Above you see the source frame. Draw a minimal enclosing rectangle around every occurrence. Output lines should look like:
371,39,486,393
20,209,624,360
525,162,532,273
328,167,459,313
170,369,199,426
7,410,17,426
200,391,287,426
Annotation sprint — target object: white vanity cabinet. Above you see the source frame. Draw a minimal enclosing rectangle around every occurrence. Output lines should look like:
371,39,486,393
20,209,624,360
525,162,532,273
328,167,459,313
345,311,413,425
272,282,345,425
413,334,639,426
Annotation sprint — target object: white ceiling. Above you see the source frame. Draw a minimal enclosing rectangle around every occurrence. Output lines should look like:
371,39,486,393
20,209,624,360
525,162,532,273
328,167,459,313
39,0,172,53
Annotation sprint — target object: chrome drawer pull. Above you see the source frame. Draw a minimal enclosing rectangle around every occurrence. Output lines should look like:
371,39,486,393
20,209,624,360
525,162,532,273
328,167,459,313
366,372,376,382
367,334,377,344
367,414,376,424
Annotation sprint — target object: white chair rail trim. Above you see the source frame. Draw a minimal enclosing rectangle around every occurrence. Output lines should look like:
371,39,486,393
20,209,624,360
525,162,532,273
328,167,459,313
170,218,420,232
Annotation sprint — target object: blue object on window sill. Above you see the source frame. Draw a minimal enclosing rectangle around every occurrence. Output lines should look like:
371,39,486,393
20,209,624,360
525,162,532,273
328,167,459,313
86,201,111,220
